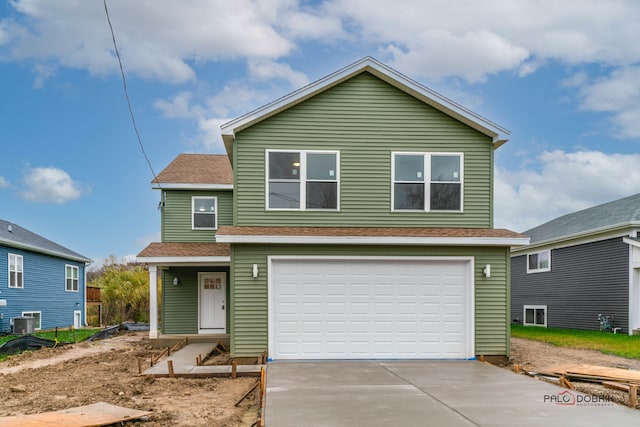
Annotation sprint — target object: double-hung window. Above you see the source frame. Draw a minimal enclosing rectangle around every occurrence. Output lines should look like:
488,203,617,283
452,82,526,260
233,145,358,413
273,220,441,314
66,265,79,292
192,196,217,229
527,250,551,273
8,254,23,288
267,150,339,210
392,153,463,211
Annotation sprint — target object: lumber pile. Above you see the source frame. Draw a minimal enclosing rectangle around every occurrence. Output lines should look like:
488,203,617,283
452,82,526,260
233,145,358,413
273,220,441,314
538,364,640,385
533,363,640,408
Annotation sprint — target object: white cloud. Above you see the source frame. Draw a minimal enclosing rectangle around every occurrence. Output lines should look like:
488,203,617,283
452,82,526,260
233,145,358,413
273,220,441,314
1,0,326,85
5,0,640,86
577,67,640,138
135,231,161,249
248,59,309,87
20,167,89,204
495,150,640,232
154,81,274,152
0,176,9,188
561,70,588,88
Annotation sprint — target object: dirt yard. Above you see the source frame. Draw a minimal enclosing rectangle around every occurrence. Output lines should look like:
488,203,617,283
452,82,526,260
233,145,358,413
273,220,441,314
0,331,259,426
509,337,640,409
1,333,639,425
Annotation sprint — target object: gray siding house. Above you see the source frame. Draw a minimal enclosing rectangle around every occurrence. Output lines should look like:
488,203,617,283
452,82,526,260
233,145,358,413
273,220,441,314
511,193,640,334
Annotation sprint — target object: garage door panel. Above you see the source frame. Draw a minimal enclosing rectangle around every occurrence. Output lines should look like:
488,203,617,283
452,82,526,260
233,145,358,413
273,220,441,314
270,258,472,360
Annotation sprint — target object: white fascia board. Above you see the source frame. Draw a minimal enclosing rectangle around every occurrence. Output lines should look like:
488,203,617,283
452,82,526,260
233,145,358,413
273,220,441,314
136,256,230,266
151,183,233,190
220,57,509,146
511,222,640,255
623,237,640,248
0,237,92,263
215,234,529,246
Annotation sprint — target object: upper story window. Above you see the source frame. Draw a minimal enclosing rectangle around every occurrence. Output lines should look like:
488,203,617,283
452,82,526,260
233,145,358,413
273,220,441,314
527,250,551,273
192,196,217,229
66,265,79,292
8,253,23,288
267,150,339,210
392,153,463,212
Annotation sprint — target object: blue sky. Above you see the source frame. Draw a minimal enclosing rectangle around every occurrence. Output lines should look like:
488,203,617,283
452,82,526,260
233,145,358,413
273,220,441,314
2,0,640,268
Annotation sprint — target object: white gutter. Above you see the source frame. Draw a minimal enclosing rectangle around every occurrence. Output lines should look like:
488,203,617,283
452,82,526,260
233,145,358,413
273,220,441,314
511,221,640,254
136,256,231,265
0,237,92,263
214,234,529,246
151,183,233,190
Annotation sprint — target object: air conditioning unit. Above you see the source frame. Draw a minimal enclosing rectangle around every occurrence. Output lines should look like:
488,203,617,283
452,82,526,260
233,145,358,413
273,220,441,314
13,316,35,335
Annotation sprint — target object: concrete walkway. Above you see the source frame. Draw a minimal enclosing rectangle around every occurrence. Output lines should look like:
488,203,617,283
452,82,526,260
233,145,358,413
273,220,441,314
265,360,640,426
143,343,264,377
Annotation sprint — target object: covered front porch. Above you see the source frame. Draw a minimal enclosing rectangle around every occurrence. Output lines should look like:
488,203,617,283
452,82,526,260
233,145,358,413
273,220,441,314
136,242,231,343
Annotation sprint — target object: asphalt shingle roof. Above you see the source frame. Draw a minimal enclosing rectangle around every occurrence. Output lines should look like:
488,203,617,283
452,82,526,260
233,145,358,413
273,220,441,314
524,192,640,244
0,219,91,263
137,242,230,258
152,154,233,185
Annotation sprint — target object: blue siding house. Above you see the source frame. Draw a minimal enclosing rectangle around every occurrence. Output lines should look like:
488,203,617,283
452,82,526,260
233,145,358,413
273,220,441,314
0,219,91,333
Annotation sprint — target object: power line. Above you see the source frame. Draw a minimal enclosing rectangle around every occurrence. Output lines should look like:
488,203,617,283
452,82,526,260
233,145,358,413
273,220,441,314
103,0,161,188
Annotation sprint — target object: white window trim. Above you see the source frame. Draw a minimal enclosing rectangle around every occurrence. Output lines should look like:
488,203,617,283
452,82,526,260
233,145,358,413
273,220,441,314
391,152,464,213
265,149,340,211
22,311,42,330
526,250,551,273
192,196,218,230
523,305,547,327
65,264,79,292
8,253,23,289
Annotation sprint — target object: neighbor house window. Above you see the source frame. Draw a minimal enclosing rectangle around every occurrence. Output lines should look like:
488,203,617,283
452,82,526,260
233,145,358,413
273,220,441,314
22,311,42,330
66,265,79,292
527,250,551,273
8,254,23,288
267,150,339,210
192,196,217,229
392,153,463,211
523,305,547,327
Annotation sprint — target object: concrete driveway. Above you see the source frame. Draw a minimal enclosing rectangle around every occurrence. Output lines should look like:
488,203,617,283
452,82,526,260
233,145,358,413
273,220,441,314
265,360,640,426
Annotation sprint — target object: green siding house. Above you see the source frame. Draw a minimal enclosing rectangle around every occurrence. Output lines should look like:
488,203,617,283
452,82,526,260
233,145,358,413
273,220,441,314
138,57,528,360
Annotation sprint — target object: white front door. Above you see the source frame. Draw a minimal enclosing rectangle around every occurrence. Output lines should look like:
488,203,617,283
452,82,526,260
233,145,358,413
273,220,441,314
199,272,226,332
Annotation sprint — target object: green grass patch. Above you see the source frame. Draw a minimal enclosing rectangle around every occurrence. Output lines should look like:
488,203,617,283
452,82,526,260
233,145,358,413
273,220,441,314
0,328,97,346
511,324,640,359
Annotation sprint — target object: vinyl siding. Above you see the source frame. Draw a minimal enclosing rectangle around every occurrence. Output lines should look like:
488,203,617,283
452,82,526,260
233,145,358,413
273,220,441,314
0,245,85,332
230,244,509,358
161,190,233,242
162,267,230,334
233,72,493,228
511,237,629,332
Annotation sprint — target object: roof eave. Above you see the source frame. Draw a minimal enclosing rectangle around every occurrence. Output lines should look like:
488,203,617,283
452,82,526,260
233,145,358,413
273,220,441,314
215,234,529,246
136,256,230,266
0,237,92,263
511,221,640,253
151,183,233,190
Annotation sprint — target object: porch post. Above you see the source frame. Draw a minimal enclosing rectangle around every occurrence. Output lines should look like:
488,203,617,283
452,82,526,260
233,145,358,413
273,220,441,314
149,265,158,339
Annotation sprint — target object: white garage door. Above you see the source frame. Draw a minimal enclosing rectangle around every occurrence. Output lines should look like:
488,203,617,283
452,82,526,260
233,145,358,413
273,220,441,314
269,257,474,360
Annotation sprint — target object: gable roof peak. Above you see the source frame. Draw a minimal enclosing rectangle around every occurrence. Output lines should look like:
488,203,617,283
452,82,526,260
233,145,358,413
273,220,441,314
221,57,510,152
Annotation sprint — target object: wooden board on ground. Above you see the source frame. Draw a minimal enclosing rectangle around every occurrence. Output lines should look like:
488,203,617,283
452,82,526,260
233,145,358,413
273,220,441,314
0,402,152,427
540,364,640,384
